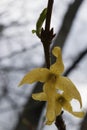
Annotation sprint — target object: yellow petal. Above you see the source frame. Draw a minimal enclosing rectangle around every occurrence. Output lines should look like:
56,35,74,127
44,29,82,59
55,101,62,116
32,92,47,101
45,120,53,125
56,76,82,107
50,47,64,74
63,101,84,118
70,111,85,118
19,68,50,86
43,81,56,124
43,81,56,98
46,101,56,125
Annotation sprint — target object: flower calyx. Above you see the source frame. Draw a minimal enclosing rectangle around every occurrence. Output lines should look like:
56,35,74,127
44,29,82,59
41,28,56,44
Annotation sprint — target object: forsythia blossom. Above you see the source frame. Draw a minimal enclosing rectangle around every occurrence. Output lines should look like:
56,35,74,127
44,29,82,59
19,47,84,125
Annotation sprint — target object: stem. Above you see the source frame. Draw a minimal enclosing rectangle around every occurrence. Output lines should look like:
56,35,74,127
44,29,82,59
45,0,54,32
55,111,66,130
44,0,54,68
41,0,54,69
43,0,66,129
41,1,66,130
43,44,50,69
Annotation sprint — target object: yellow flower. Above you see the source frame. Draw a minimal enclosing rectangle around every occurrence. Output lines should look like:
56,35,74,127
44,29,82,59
19,47,84,124
32,91,84,125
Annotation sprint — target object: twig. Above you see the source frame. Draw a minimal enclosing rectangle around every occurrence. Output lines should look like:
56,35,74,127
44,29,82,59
64,48,87,76
41,0,55,68
55,111,66,130
45,0,54,32
41,0,66,129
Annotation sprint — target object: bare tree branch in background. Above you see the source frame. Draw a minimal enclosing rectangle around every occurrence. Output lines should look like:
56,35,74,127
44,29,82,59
13,1,84,130
64,48,87,76
0,44,38,62
52,0,83,49
80,113,87,130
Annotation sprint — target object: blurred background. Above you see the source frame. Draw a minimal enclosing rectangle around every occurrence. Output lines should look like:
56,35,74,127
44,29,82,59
0,0,87,130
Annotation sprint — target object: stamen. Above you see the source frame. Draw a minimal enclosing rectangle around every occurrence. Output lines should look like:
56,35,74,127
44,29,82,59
48,73,57,82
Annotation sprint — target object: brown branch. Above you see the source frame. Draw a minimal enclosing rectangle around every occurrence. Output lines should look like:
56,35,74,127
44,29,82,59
45,0,54,32
41,0,55,68
80,113,87,130
55,111,66,130
41,1,66,130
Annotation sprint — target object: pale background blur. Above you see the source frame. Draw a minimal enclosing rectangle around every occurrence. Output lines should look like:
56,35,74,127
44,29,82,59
0,0,87,130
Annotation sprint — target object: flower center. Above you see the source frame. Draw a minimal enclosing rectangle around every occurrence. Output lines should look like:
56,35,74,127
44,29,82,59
58,96,66,105
48,73,57,82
